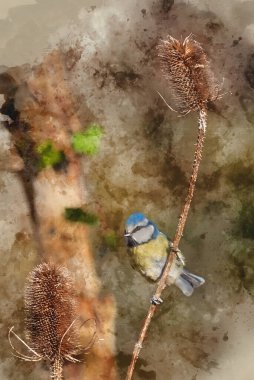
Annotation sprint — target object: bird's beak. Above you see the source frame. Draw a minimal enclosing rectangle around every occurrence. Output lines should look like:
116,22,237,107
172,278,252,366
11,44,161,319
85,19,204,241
124,233,131,237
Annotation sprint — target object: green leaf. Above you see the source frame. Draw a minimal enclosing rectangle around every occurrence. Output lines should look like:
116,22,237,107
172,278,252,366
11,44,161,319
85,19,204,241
37,140,65,169
64,207,98,225
71,123,103,155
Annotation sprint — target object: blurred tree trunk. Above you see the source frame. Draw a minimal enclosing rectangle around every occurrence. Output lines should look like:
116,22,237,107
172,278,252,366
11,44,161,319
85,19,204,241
0,51,117,380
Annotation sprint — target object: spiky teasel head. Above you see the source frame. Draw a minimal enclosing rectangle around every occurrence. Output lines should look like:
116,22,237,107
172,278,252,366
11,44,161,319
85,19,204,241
24,262,81,363
157,35,218,114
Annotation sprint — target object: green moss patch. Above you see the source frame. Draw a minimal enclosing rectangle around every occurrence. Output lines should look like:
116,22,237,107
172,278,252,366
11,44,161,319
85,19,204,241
72,123,103,155
64,207,98,225
37,141,66,169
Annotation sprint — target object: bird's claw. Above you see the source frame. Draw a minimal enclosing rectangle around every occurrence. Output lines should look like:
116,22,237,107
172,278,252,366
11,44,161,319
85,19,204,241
169,242,180,254
169,244,185,265
150,296,163,305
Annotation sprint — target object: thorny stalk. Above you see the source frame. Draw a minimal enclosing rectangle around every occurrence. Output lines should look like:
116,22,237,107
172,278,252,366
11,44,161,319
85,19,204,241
125,108,207,380
125,32,218,379
50,356,64,380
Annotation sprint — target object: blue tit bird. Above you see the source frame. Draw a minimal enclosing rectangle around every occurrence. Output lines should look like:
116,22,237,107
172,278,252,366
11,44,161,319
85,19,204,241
124,212,205,299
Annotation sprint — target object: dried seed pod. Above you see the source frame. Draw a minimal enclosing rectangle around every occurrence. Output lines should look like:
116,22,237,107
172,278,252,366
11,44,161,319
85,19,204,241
157,35,218,113
9,263,97,379
24,263,81,378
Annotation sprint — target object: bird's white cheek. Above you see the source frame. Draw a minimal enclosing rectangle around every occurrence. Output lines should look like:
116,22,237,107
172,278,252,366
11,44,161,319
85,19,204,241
132,224,154,244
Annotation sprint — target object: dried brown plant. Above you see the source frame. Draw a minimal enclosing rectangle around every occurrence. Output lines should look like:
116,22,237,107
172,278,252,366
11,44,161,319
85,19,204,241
157,35,218,114
126,35,218,380
9,263,96,380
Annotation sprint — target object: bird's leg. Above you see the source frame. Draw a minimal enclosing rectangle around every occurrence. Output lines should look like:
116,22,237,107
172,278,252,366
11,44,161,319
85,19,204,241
150,296,163,305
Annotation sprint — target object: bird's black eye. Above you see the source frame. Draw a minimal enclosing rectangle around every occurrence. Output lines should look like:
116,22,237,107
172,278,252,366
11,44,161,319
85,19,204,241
132,226,142,233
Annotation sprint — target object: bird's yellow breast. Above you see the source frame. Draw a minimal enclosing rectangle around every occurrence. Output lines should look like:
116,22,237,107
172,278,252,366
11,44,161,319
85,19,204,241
130,233,169,281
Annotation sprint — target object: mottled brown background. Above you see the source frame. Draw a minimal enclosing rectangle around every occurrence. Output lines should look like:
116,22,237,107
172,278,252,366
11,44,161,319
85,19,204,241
1,1,254,379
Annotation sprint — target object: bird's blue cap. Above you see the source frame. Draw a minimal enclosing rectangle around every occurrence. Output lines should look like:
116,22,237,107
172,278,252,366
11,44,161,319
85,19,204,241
125,212,159,240
125,212,147,226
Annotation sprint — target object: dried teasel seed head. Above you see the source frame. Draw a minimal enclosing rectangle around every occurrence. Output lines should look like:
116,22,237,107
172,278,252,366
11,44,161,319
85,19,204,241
24,262,81,363
157,35,218,114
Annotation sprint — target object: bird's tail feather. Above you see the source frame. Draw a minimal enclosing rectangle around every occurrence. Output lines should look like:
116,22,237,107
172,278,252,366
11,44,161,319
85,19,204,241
175,269,205,297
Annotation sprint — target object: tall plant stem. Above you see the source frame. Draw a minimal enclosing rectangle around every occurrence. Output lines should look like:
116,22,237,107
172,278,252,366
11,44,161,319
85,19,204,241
50,357,63,380
125,108,207,380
